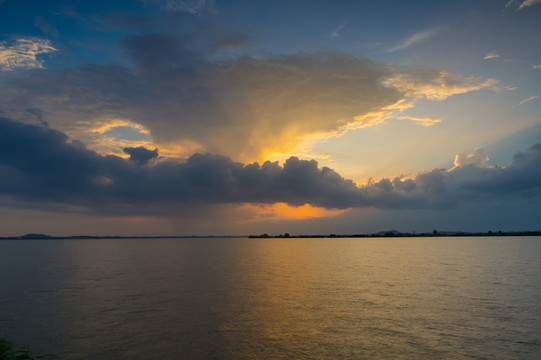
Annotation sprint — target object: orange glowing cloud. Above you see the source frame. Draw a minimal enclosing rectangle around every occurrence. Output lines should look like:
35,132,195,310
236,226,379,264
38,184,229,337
241,202,349,221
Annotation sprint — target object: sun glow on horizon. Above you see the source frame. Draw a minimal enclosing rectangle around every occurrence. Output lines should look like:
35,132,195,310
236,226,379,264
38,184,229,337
240,202,349,222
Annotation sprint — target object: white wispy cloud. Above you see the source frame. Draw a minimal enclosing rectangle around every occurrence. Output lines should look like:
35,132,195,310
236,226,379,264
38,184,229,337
451,148,490,170
143,0,213,13
505,0,541,10
329,21,347,39
0,38,56,72
381,70,499,101
518,0,541,9
483,51,500,60
389,28,440,52
396,116,442,126
519,95,539,105
505,0,517,8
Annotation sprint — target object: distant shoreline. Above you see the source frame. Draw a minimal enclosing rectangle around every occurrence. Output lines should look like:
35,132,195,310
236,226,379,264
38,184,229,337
0,234,240,240
1,230,541,240
248,230,541,238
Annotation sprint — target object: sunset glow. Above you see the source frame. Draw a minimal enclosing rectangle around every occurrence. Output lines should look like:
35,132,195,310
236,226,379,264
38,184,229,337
0,0,540,236
241,203,349,222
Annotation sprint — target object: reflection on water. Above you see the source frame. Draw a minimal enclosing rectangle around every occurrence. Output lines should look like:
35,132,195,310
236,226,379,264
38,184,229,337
1,237,540,359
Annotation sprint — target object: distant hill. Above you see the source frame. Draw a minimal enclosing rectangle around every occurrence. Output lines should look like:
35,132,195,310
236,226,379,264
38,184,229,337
20,233,53,239
373,229,402,236
0,234,242,240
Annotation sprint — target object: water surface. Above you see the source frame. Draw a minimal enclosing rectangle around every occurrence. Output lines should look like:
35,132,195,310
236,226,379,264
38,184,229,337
1,237,540,359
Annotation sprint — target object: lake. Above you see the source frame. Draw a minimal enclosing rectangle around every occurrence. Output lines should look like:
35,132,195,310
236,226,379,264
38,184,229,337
1,236,540,359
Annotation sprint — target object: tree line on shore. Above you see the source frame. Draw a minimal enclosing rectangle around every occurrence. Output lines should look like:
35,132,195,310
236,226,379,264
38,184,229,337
248,230,541,238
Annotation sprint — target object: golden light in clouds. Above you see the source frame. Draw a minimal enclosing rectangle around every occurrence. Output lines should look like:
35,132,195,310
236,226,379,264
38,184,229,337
241,203,349,222
0,39,56,71
5,50,503,168
395,116,441,126
90,119,151,135
84,120,154,157
83,119,203,159
381,71,500,101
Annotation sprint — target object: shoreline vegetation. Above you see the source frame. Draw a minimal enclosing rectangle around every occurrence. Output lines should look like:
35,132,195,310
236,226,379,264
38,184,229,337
248,230,541,238
0,337,75,360
1,230,540,240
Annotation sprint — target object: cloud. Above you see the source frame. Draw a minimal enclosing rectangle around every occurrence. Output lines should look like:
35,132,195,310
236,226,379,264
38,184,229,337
240,202,347,221
389,28,440,52
381,68,498,101
519,95,539,105
533,64,541,69
451,148,489,169
329,21,347,38
518,0,541,9
124,146,159,165
0,117,362,211
1,117,540,216
448,144,541,195
0,38,56,72
505,0,541,10
142,0,214,13
359,144,541,209
505,0,516,8
1,32,497,162
483,51,500,60
2,48,402,160
395,116,441,126
119,33,201,69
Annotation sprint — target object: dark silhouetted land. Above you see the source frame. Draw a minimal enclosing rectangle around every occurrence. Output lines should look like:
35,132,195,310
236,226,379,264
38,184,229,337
248,230,541,238
1,230,540,240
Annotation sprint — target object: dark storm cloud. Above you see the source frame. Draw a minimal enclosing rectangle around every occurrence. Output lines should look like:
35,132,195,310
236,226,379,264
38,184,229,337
124,146,159,165
103,10,253,54
119,33,201,70
0,117,363,210
2,118,540,215
355,145,541,209
0,118,126,201
453,144,541,194
385,143,541,203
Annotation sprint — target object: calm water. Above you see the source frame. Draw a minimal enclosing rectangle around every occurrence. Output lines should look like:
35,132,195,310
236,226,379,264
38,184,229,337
1,237,540,359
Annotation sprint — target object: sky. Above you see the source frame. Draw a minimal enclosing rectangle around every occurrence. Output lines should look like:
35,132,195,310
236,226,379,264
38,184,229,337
0,0,540,236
